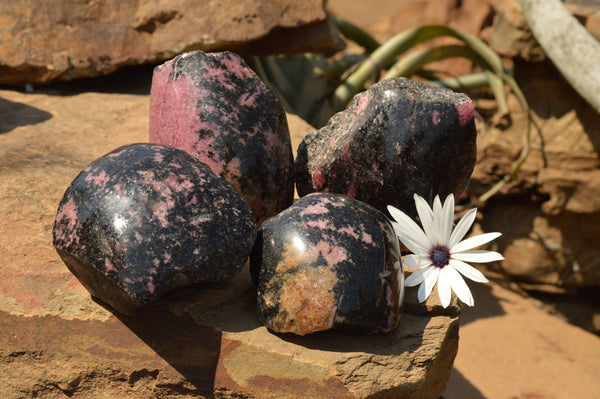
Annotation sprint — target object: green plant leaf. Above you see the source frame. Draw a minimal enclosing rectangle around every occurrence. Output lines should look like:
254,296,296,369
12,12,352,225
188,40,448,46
331,16,381,52
333,24,508,112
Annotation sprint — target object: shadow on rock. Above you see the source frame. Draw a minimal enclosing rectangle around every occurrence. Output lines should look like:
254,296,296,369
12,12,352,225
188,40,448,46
110,299,223,395
0,97,52,134
94,266,263,392
459,278,506,326
276,312,447,356
443,367,486,399
31,64,156,96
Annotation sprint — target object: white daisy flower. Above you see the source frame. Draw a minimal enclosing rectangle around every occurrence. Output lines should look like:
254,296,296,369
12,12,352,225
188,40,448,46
387,194,503,308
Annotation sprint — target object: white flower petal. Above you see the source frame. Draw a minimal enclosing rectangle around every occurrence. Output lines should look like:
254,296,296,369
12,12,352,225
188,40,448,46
439,194,455,244
405,268,427,287
404,254,432,270
448,208,477,248
413,194,436,244
432,195,443,245
451,232,502,253
445,266,474,306
417,280,428,303
387,206,430,252
451,250,505,263
417,267,439,303
449,259,489,283
391,220,430,256
400,237,430,257
437,268,452,308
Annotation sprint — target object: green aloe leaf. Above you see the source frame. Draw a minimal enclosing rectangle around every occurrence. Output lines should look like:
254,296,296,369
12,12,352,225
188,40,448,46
333,24,508,112
331,16,381,52
381,44,510,117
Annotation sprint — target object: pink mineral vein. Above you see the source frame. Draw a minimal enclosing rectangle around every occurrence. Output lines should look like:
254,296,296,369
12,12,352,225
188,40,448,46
338,226,359,240
311,169,325,190
362,230,374,245
84,169,110,188
55,197,80,247
303,218,334,231
237,91,259,107
165,174,194,193
152,195,175,228
355,92,369,113
147,281,155,294
56,197,78,231
221,53,253,79
223,157,241,186
312,240,348,266
455,99,475,126
150,61,214,158
105,258,117,272
299,203,329,216
432,110,441,125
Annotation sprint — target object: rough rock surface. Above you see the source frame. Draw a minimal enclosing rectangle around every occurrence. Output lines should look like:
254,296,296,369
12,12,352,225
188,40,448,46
295,77,477,218
0,88,458,398
53,143,256,314
0,0,344,86
250,193,403,335
150,51,294,224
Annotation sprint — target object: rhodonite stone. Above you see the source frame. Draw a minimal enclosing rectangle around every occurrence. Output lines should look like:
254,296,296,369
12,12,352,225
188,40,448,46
250,193,404,335
295,77,477,218
53,144,256,314
149,50,294,224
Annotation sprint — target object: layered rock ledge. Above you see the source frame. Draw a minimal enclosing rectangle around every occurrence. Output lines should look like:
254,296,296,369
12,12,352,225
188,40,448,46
0,0,344,85
0,88,457,398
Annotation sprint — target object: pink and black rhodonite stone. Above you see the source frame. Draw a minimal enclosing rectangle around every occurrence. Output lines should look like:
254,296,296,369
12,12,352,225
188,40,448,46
53,144,256,314
295,77,477,218
250,193,404,336
149,50,294,224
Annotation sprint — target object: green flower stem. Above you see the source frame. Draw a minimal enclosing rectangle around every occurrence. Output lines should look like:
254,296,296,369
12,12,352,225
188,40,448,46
333,27,424,112
429,71,492,90
315,54,368,79
383,44,485,79
331,16,381,52
333,24,507,112
485,70,509,116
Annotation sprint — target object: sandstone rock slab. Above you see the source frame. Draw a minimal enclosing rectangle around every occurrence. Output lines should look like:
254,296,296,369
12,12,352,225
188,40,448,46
0,88,458,398
0,0,344,86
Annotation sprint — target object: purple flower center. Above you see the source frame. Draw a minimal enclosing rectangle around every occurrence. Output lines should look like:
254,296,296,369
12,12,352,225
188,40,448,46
430,246,450,268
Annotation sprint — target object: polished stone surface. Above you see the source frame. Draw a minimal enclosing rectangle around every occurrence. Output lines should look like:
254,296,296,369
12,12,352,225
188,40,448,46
149,50,294,224
295,77,477,218
53,143,256,314
250,193,404,335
